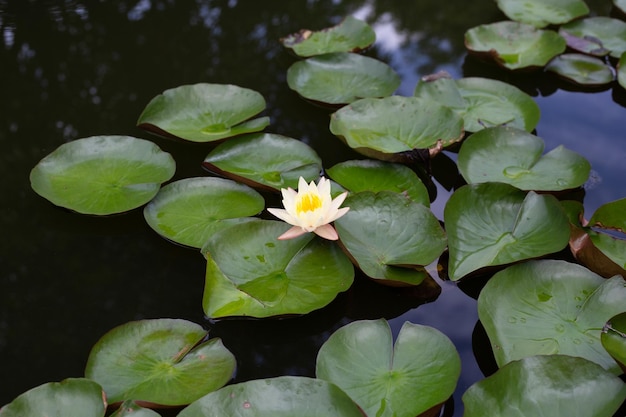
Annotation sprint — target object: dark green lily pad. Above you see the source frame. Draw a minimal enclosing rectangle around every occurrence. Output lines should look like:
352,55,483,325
280,16,376,57
465,21,566,70
618,52,626,90
546,53,614,86
414,74,540,132
287,52,400,105
602,312,626,373
203,133,322,191
30,135,175,215
143,177,264,248
590,198,626,231
316,319,460,417
495,0,589,28
326,159,430,206
334,191,446,286
478,259,626,374
329,96,464,160
587,198,626,271
458,126,590,190
444,183,570,281
560,17,626,58
85,318,235,406
0,378,106,417
110,401,161,417
178,376,364,417
137,83,269,142
201,219,354,318
463,355,626,417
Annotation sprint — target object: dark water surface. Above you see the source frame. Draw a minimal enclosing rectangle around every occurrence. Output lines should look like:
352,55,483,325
1,0,625,415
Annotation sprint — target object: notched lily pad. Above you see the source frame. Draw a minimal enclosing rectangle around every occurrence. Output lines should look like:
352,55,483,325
602,312,626,373
560,17,626,58
495,0,589,28
280,16,375,57
110,400,161,417
546,53,614,86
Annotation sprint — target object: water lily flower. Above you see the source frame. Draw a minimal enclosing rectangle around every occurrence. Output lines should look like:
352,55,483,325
268,176,349,240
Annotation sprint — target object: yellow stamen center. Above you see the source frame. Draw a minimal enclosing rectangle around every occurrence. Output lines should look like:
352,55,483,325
296,193,322,214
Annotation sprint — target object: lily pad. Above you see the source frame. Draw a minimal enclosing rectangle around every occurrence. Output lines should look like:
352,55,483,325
329,96,464,160
559,29,610,56
85,318,235,406
560,17,626,58
143,177,264,248
287,52,400,105
280,16,376,57
457,126,590,190
465,21,566,70
414,74,540,132
316,319,460,417
326,159,430,206
616,0,626,15
334,191,446,286
589,198,626,231
178,376,364,417
30,135,175,215
602,312,626,373
618,52,626,90
495,0,589,28
463,355,626,417
444,182,570,281
137,83,269,142
0,378,106,417
546,53,614,86
110,401,161,417
201,219,354,318
203,133,322,191
478,259,626,374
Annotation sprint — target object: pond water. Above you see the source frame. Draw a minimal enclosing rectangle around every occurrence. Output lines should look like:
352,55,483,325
1,0,625,415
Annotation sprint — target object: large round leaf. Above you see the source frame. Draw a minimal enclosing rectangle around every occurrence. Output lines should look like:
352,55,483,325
201,219,354,318
458,126,590,191
546,53,615,86
465,21,566,70
478,259,626,374
280,16,376,57
560,17,626,58
203,133,322,191
316,319,460,417
137,83,269,142
30,135,175,215
329,96,464,160
495,0,589,28
0,378,106,417
85,318,235,406
178,376,364,417
326,159,430,206
334,191,446,286
143,177,264,248
444,182,570,281
287,52,400,105
110,401,161,417
602,312,626,373
463,355,626,417
414,75,540,132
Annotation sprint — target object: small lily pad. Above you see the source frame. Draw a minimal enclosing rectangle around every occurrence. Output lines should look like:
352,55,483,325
478,259,626,374
287,52,400,105
85,318,235,406
316,319,461,417
602,312,626,373
137,83,269,142
143,177,265,248
618,52,626,90
546,53,614,86
465,21,566,70
458,126,590,190
203,133,322,191
110,401,161,417
560,17,626,58
590,198,626,231
280,16,376,57
495,0,589,28
559,29,610,56
30,135,175,215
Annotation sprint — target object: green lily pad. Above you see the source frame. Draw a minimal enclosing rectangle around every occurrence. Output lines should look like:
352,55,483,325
287,52,400,105
495,0,589,28
137,83,269,142
414,74,540,132
444,183,570,281
590,198,626,231
203,133,322,191
143,177,264,248
280,16,376,57
618,52,626,90
201,219,354,318
329,96,464,160
463,355,626,417
587,198,626,271
478,259,626,374
326,159,430,206
30,135,175,215
458,126,590,191
602,312,626,373
559,29,610,56
316,319,460,417
0,378,106,417
85,318,235,406
334,191,446,286
465,21,566,70
110,400,161,417
546,53,614,86
560,17,626,58
178,376,364,417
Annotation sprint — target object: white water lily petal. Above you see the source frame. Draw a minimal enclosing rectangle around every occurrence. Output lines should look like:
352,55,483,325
314,224,339,240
